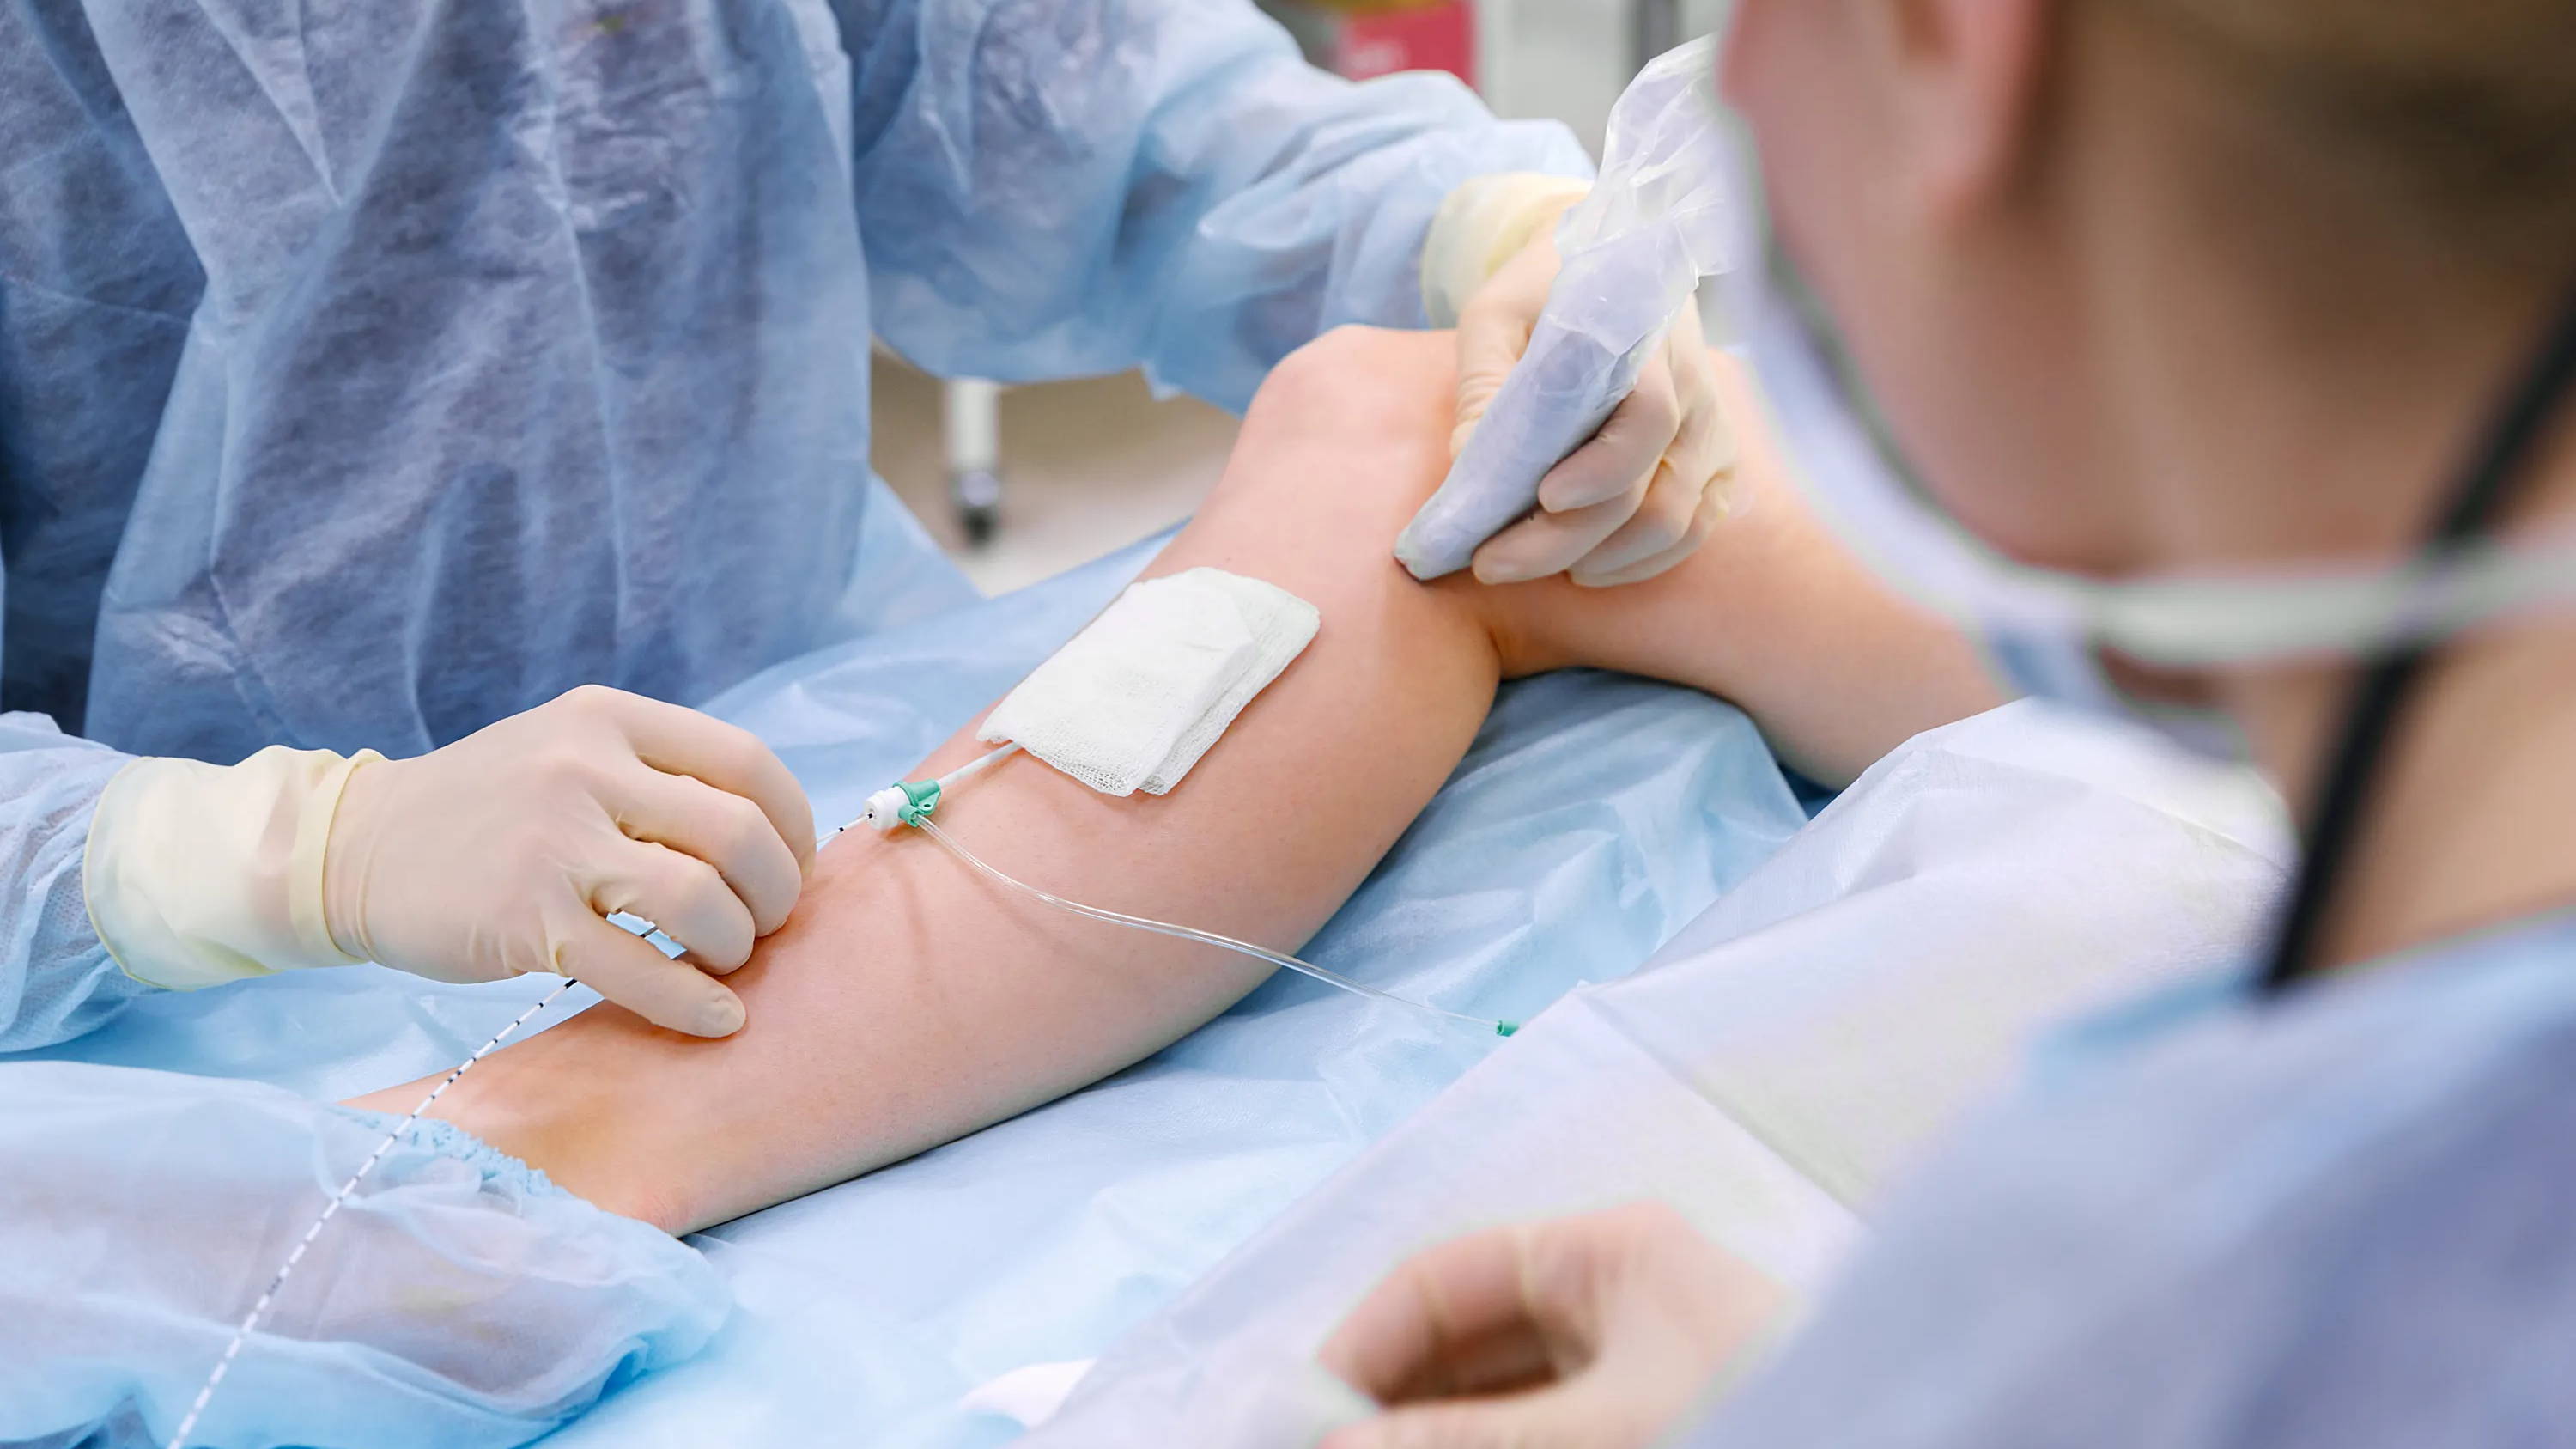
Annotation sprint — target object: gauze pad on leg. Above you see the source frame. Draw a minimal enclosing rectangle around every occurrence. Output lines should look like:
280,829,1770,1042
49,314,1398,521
979,568,1319,796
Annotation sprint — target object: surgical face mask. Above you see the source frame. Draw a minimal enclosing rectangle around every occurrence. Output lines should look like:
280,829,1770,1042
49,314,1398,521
1694,55,2576,758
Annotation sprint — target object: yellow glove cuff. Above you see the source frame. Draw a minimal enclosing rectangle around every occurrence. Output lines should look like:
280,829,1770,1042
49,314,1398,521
1419,172,1593,328
84,746,386,989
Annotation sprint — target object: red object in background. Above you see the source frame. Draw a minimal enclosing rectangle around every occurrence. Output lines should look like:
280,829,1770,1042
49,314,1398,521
1331,0,1475,87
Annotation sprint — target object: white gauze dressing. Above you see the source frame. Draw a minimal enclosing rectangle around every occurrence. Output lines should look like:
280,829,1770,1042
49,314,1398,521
979,568,1319,796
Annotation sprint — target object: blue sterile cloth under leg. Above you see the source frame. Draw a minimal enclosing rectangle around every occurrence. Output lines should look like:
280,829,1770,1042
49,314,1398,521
9,538,1809,1448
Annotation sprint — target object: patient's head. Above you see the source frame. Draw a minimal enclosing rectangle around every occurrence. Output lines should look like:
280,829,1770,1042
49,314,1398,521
1718,0,2576,580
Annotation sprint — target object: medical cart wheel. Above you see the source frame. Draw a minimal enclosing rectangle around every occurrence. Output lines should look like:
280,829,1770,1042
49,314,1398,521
951,466,1004,546
944,377,1005,548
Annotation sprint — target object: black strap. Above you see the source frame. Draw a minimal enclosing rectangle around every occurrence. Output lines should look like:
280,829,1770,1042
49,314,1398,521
2260,283,2576,993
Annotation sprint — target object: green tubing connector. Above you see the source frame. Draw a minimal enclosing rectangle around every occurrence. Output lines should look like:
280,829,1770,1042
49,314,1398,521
1496,1020,1519,1038
896,778,943,826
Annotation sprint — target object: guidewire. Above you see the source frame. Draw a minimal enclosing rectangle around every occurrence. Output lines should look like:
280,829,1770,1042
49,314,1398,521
163,977,580,1449
908,814,1516,1037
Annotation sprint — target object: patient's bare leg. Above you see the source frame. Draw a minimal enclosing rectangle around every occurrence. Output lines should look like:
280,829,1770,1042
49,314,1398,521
349,328,1990,1234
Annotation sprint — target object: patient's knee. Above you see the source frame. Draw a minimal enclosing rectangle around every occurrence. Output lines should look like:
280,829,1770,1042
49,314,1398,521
1190,326,1531,670
1242,327,1583,681
1213,326,1457,528
1246,326,1455,463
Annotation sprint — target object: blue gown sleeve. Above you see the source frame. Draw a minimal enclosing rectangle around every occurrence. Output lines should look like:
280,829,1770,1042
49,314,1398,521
0,712,146,1052
0,0,187,1051
836,0,1595,412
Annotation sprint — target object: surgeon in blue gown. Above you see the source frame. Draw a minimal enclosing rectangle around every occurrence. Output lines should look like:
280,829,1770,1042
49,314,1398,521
0,0,1752,1051
1312,4,2576,1447
0,1,1741,1442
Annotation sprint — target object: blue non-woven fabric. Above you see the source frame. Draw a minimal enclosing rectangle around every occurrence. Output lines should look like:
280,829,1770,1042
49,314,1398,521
0,1066,728,1449
839,0,1592,411
1682,908,2576,1449
0,0,1584,1053
15,540,1808,1446
0,715,141,1052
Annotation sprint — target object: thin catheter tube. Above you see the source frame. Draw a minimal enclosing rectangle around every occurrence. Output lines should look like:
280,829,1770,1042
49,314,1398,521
910,815,1514,1036
166,977,580,1449
936,742,1021,789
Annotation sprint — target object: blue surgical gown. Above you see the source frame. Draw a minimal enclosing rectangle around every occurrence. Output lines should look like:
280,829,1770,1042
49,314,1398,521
0,0,1590,1051
1684,907,2576,1448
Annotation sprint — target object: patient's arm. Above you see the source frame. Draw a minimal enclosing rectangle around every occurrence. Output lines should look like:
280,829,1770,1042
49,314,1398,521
349,327,1994,1234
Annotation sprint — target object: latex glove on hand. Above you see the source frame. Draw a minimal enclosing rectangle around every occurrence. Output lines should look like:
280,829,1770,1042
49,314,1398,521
1317,1202,1784,1449
84,685,814,1038
1400,45,1742,588
1413,173,1735,587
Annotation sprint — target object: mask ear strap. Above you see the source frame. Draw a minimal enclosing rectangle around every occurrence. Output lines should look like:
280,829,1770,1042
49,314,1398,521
2261,278,2576,995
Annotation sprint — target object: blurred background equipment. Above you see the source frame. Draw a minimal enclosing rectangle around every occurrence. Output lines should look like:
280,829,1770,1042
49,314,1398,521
1261,0,1479,88
887,0,1728,589
942,378,1007,547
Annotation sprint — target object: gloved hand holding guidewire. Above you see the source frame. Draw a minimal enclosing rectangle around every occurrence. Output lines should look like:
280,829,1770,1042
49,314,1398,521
1406,40,1741,586
83,686,814,1038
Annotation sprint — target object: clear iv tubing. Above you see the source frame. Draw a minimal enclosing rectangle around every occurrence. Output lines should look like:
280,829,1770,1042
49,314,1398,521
908,814,1517,1037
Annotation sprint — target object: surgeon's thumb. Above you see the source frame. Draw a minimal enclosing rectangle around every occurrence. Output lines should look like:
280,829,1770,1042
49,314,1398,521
1449,307,1528,462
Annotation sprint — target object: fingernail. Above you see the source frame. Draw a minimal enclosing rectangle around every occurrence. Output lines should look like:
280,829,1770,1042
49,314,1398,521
699,996,746,1036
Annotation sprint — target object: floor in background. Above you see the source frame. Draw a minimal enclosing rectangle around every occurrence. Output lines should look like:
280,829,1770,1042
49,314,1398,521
872,359,1240,597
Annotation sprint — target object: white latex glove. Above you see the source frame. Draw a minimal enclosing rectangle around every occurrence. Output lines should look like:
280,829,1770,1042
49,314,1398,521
1409,173,1736,588
84,685,814,1037
1317,1202,1784,1449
